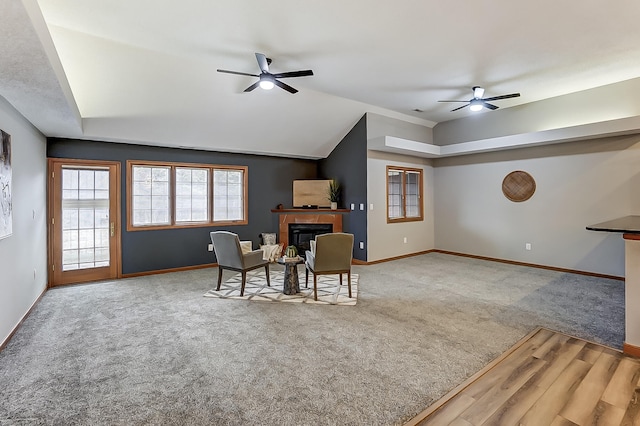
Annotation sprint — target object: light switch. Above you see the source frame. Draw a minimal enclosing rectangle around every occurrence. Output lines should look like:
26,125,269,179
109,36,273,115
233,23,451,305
359,242,364,249
359,203,365,210
350,203,355,210
369,204,374,210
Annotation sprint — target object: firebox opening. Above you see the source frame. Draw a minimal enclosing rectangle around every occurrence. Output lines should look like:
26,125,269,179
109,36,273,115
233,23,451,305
288,223,333,257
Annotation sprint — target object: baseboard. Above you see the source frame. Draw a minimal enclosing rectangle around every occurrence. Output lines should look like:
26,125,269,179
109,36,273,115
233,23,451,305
0,287,47,353
623,342,640,357
123,251,622,282
121,262,217,278
355,250,435,265
433,250,624,281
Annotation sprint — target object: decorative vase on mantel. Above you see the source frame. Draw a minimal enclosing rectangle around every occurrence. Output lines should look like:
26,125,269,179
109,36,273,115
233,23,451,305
328,179,340,210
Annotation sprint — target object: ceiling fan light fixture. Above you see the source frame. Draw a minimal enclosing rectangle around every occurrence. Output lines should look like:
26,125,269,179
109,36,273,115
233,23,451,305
259,74,275,90
469,99,483,111
473,86,485,99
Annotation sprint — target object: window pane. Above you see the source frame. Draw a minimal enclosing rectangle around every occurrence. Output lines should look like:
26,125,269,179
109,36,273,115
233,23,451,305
213,169,245,222
387,170,403,219
132,166,170,226
95,171,109,190
175,167,209,223
62,170,79,200
62,169,78,190
405,171,420,218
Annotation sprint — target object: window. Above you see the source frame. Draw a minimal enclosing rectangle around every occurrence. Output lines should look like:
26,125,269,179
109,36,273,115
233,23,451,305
386,166,423,223
127,161,247,230
175,167,209,223
213,169,244,222
131,165,170,226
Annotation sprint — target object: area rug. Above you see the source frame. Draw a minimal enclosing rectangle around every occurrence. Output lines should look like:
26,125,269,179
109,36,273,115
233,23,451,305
203,268,358,305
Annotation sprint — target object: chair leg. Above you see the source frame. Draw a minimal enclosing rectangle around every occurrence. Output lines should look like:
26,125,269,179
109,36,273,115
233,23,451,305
313,274,318,301
240,271,247,296
305,267,309,288
347,271,352,298
216,266,223,290
265,264,271,287
339,273,343,286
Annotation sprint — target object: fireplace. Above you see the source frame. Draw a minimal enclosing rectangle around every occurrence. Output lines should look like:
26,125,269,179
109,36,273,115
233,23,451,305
275,211,343,249
289,223,333,257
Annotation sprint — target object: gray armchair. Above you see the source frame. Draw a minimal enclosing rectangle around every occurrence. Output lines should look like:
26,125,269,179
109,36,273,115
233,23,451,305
210,231,270,296
304,233,354,301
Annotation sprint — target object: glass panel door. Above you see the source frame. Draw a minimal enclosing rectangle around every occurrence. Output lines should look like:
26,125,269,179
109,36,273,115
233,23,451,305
49,160,120,286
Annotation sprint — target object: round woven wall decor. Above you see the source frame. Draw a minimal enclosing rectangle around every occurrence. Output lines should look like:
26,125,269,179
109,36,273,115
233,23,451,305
502,171,536,202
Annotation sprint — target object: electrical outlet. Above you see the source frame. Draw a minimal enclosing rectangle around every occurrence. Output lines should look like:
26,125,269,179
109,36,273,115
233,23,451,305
525,243,532,251
403,237,407,244
369,203,374,210
360,203,365,210
208,244,214,252
350,203,355,210
359,242,364,249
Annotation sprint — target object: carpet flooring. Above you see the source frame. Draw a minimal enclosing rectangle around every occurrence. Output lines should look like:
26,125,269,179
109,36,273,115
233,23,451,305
203,267,358,305
0,253,625,425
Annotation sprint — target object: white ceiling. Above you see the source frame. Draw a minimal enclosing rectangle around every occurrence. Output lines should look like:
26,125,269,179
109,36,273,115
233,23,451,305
2,0,640,159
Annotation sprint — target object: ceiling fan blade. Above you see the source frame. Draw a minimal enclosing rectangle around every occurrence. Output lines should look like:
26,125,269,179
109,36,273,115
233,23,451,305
438,100,468,103
217,69,259,78
274,79,298,94
483,103,499,110
451,104,469,112
255,53,269,73
243,81,260,92
482,93,521,102
272,70,314,79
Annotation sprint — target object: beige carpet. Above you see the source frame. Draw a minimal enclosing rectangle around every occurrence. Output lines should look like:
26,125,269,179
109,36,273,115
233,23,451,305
203,267,358,305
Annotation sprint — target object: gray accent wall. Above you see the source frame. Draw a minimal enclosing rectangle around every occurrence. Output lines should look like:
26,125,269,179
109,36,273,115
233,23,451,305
0,95,47,346
47,139,318,274
318,115,368,261
433,134,640,277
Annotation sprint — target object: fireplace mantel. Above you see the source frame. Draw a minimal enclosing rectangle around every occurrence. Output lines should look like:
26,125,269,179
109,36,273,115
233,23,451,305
274,210,345,247
271,208,350,213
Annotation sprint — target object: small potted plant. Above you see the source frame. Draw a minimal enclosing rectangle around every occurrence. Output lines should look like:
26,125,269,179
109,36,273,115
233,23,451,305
328,179,340,210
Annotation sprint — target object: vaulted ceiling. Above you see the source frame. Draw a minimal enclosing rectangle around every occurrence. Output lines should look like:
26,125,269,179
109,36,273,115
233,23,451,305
2,1,640,159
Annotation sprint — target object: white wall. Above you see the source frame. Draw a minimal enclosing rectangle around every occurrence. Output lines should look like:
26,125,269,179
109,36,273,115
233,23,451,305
434,134,640,277
0,95,47,346
367,150,434,262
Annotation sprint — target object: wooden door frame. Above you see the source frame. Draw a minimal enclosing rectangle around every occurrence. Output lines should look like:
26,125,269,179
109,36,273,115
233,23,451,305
47,158,122,287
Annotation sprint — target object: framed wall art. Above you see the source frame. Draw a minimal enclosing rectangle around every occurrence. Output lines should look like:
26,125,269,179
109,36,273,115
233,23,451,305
1,129,12,239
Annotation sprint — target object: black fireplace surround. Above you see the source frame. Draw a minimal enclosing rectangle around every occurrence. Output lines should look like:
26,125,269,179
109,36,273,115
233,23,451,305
288,223,333,257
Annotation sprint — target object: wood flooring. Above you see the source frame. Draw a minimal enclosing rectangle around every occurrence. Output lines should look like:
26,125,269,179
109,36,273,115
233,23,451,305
406,328,640,426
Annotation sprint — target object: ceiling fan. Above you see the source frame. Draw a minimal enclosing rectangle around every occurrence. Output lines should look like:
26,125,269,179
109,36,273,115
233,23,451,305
217,53,314,94
439,86,520,112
